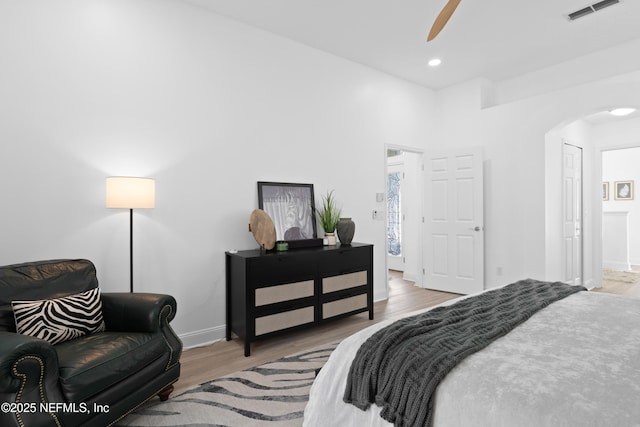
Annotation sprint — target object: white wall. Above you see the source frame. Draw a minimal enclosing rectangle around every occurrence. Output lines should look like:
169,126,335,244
602,212,631,270
0,0,437,347
436,72,640,289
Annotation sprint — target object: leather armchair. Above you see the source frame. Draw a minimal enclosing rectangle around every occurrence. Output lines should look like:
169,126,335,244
0,259,182,427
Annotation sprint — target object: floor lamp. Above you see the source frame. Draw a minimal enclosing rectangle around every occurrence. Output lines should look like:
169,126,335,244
106,176,156,292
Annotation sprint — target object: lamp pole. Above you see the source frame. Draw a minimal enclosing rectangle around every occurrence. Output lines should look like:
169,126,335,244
106,176,155,293
129,208,134,293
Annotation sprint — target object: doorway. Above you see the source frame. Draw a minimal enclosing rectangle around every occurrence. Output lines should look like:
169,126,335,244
601,146,640,294
385,146,423,288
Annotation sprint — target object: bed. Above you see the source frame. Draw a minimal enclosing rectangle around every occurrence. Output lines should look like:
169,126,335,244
303,280,640,427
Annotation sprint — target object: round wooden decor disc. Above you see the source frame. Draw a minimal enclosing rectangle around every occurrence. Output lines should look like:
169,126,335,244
249,209,276,250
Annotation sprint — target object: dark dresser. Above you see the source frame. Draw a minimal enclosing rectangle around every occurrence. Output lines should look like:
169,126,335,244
226,243,373,356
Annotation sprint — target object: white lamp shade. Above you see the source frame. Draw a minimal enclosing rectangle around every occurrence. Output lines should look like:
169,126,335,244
106,177,155,209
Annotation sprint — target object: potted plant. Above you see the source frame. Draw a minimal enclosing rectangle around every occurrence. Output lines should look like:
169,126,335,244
316,190,342,245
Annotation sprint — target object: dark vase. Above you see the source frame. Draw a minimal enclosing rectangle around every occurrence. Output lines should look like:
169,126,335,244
337,218,355,245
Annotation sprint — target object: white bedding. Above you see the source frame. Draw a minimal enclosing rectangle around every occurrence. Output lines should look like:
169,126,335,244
303,290,640,427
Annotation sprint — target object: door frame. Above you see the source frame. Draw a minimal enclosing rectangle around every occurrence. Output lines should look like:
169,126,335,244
593,142,640,288
384,144,424,289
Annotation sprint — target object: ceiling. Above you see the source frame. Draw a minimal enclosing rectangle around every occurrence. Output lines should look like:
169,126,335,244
181,0,640,91
583,109,640,125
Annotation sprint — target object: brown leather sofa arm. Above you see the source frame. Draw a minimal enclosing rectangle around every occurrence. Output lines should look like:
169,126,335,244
0,332,65,427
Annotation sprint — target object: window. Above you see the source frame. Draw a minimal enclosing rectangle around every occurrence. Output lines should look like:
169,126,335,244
387,172,402,256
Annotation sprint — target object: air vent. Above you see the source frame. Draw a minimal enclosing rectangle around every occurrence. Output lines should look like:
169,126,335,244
568,6,594,20
568,0,620,20
592,0,620,11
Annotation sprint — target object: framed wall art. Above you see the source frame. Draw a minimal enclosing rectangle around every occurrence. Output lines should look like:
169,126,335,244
603,182,609,201
614,180,634,200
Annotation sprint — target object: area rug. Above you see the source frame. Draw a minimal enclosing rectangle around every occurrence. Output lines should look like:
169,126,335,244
116,342,338,427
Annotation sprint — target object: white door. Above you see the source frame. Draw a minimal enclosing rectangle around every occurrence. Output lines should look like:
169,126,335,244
424,148,484,294
562,143,583,285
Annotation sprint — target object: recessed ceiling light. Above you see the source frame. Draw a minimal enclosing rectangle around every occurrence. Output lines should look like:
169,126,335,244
428,58,442,67
609,108,636,116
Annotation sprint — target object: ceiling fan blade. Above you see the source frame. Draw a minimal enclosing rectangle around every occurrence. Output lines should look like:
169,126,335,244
427,0,462,41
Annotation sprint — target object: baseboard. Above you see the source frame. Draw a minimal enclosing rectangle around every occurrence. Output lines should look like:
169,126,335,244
402,272,417,282
179,325,226,350
583,277,596,290
374,289,388,303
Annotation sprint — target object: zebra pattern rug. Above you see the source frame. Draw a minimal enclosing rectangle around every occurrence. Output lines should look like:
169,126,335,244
116,342,338,427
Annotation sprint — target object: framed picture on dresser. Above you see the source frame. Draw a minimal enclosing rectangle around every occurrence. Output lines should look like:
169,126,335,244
257,181,321,248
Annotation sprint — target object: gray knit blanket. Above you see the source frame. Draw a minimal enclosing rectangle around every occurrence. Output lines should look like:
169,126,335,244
343,279,585,427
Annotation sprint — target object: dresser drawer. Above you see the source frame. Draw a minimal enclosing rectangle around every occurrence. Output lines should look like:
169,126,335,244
255,280,314,306
318,247,371,276
322,270,367,294
249,255,315,286
255,306,315,336
322,294,368,320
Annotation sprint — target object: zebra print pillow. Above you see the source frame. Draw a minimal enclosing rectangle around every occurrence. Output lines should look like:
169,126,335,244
12,287,106,345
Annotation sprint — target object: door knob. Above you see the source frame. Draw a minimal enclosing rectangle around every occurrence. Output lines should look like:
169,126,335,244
471,226,481,231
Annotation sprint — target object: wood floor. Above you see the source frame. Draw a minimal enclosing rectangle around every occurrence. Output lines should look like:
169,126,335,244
593,267,640,298
174,270,637,396
593,280,640,297
174,271,459,395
